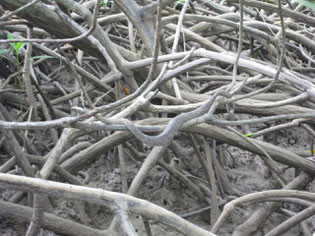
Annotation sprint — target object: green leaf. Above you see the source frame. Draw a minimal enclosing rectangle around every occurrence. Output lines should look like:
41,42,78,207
176,0,186,4
253,51,259,59
16,42,27,54
7,32,26,54
294,0,315,10
7,32,18,53
244,133,253,137
100,0,113,7
29,55,54,60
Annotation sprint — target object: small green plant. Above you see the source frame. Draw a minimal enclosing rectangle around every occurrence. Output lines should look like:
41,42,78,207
253,50,260,59
175,0,186,7
7,32,27,110
244,133,253,137
4,34,53,111
294,0,315,10
100,0,114,7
